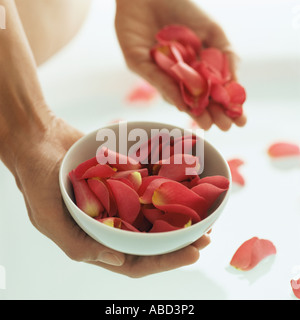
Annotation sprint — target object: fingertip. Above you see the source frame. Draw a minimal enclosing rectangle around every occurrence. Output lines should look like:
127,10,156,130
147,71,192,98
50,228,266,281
208,103,232,131
234,114,247,127
190,110,213,131
192,234,211,251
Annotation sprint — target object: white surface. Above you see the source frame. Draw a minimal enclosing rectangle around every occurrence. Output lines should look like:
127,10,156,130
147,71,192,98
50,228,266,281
1,0,300,300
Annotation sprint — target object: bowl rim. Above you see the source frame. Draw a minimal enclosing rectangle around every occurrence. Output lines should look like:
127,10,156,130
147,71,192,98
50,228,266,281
59,121,232,238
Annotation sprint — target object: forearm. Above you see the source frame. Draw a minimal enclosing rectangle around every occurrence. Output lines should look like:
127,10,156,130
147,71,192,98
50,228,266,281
0,0,51,171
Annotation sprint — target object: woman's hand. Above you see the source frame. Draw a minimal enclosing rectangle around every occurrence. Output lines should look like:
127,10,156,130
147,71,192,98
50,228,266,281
115,0,247,131
9,115,210,278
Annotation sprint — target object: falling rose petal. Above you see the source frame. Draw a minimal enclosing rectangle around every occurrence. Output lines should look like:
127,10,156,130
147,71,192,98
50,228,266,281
230,237,277,271
152,180,208,219
69,170,104,218
157,154,200,181
87,178,110,213
268,142,300,158
97,147,142,171
82,164,116,180
73,157,98,179
106,179,141,224
126,81,158,103
291,279,300,299
191,183,228,208
156,24,202,54
228,159,245,186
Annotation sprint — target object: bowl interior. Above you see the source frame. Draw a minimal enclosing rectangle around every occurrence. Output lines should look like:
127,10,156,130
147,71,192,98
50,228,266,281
61,121,230,208
59,121,231,255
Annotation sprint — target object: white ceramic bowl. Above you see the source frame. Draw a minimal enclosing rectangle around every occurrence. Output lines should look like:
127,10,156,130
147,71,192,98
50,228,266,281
59,121,231,256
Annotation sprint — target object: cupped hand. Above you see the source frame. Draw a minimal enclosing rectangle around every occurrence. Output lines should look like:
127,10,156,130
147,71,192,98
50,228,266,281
11,115,210,278
115,0,247,131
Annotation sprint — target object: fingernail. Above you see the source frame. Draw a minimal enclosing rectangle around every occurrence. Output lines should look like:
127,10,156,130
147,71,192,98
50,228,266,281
99,252,124,266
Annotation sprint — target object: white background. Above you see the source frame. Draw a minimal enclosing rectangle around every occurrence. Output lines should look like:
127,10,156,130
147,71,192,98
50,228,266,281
1,0,300,300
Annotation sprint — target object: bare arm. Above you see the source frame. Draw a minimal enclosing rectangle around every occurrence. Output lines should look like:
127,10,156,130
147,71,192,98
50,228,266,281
0,0,210,278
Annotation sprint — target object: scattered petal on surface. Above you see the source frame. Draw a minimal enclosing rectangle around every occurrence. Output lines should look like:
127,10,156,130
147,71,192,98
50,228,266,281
126,81,158,103
230,237,277,271
227,158,245,186
291,279,300,299
268,142,300,158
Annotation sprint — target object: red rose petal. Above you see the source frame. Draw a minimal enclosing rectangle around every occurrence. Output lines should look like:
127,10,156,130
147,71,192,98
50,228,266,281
171,61,207,97
291,279,300,299
190,175,230,190
156,24,202,53
149,220,181,233
139,177,170,204
157,154,200,182
230,237,277,271
106,179,141,224
152,180,208,219
126,81,158,103
228,159,245,186
97,147,142,171
73,157,98,179
87,178,111,213
154,203,201,223
191,183,228,208
268,142,300,158
69,170,104,218
82,164,116,180
141,204,165,224
98,217,140,232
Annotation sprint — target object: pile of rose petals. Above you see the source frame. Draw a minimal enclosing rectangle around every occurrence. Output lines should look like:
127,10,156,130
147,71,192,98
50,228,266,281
151,25,246,118
69,134,230,233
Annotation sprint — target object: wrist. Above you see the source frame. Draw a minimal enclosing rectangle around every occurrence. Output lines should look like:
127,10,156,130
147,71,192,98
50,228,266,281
0,102,54,175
